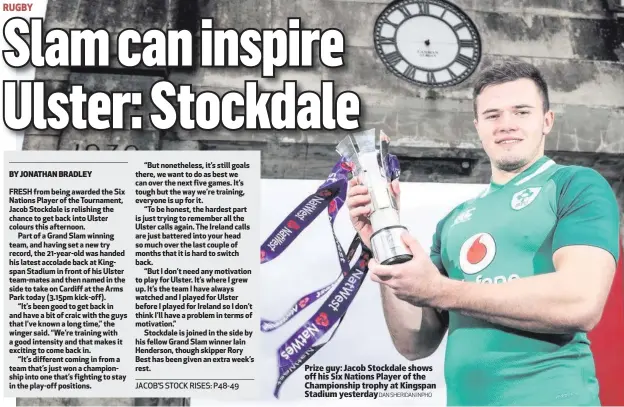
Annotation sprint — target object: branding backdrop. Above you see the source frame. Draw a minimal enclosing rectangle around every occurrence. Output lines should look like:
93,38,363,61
588,242,624,406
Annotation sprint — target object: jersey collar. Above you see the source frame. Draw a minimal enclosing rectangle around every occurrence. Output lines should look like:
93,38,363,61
479,155,555,198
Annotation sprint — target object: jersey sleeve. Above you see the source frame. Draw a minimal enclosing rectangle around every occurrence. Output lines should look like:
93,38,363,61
429,209,456,328
552,167,621,262
430,219,446,275
430,207,460,276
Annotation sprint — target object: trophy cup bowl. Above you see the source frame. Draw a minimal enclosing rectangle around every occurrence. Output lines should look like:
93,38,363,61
337,129,413,265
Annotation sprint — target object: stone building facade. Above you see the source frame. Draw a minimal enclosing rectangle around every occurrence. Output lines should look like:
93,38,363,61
23,0,624,220
17,0,624,405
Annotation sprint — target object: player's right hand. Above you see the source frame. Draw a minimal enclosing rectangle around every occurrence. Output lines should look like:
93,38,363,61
346,176,401,249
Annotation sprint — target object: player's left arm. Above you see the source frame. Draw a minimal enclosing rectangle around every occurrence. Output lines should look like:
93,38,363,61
435,168,621,334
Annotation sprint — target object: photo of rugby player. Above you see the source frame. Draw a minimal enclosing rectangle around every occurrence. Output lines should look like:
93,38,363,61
346,60,622,406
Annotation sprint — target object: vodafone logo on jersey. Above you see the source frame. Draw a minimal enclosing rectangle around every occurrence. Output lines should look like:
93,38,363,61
459,233,496,275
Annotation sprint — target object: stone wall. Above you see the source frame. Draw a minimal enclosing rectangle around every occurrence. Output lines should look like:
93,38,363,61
23,0,624,232
23,0,624,181
16,0,624,405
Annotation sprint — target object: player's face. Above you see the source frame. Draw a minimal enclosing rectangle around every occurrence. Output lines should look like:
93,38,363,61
473,79,554,172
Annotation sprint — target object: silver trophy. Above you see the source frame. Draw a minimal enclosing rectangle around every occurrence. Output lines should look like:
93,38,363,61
336,129,413,265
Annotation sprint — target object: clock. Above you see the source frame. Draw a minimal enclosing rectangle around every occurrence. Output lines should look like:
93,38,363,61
373,0,482,88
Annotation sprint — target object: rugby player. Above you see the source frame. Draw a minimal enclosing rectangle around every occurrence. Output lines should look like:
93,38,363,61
346,60,621,406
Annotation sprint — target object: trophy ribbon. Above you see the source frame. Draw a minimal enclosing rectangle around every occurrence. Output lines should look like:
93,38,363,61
260,151,401,398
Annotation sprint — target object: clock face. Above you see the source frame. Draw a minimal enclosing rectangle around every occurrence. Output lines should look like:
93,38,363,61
374,0,482,88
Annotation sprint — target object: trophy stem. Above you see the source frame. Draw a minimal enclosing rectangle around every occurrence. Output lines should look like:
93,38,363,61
336,129,412,265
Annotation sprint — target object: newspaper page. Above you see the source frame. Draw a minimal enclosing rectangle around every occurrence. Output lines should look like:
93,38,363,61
2,1,624,407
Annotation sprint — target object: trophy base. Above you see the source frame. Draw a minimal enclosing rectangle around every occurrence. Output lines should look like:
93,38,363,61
381,254,413,265
370,226,413,266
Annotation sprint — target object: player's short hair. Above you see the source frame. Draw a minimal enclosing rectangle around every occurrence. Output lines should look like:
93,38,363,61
472,60,550,117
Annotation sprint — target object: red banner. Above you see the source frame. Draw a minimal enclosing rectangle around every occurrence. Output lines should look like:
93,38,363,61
589,240,624,405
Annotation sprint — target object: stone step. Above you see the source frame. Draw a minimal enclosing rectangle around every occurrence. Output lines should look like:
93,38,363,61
58,129,161,151
21,131,161,151
21,130,622,186
157,137,623,185
22,135,60,150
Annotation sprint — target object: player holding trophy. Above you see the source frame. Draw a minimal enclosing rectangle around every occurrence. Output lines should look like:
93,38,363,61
346,60,620,406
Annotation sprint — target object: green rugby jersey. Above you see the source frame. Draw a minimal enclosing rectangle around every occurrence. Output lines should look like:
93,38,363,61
429,155,621,406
